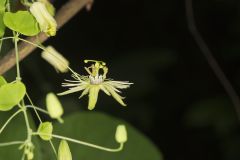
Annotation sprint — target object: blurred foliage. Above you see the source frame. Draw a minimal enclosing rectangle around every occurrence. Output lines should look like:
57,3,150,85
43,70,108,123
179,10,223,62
0,111,42,160
0,111,162,159
47,112,162,160
185,97,238,134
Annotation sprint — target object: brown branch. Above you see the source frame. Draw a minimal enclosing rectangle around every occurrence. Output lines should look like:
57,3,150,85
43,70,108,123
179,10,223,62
185,0,240,121
0,0,93,75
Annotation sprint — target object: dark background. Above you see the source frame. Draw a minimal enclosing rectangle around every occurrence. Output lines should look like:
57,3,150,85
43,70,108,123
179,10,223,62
4,0,240,159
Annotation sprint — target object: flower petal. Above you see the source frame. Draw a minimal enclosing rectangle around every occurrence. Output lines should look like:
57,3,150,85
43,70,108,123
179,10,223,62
88,85,100,110
105,81,132,89
103,82,122,93
100,84,111,96
104,84,127,106
62,83,87,87
79,86,90,98
58,85,87,96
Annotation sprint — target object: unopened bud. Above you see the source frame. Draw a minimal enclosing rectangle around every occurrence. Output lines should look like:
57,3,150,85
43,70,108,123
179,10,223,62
37,122,53,141
30,2,57,36
115,125,127,143
41,46,69,73
27,152,34,160
46,92,64,123
38,0,55,16
58,140,72,160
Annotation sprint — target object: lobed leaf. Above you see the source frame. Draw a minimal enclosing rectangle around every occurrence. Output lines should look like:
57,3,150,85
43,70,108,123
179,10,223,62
0,76,7,87
0,0,6,37
3,11,40,36
0,81,26,111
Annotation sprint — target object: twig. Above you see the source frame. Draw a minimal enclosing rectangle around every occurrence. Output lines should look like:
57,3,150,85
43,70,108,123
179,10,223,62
185,0,240,121
0,0,93,75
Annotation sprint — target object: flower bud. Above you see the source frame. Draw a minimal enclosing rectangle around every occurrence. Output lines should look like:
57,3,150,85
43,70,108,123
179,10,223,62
27,152,34,160
37,122,53,141
46,92,64,123
38,0,55,16
115,125,127,143
41,46,69,73
30,2,57,36
58,140,72,160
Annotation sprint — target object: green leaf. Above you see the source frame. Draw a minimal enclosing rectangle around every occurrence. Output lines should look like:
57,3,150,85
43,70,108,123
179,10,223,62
0,14,5,37
0,82,26,111
46,112,163,160
0,76,7,87
0,0,6,6
0,111,42,159
37,122,53,141
3,11,40,36
0,0,6,37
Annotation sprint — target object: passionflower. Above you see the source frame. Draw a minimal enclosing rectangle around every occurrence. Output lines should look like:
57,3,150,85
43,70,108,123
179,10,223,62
30,2,57,36
58,60,133,110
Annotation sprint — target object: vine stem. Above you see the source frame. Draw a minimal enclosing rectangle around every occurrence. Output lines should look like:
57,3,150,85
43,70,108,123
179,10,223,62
18,104,32,141
25,93,57,157
25,105,49,115
0,109,22,135
32,132,124,152
0,0,94,75
185,0,240,121
0,141,25,147
25,92,43,123
18,38,81,81
14,34,21,81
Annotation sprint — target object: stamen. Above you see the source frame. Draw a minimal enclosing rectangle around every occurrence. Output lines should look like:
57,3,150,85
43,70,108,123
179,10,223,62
89,75,104,85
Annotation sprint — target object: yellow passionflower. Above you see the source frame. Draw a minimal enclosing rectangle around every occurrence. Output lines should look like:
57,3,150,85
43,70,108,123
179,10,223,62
30,2,57,36
58,60,133,110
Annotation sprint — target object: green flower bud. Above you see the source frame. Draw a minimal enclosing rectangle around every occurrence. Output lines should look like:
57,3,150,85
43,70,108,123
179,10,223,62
41,46,69,73
115,125,127,143
30,2,57,36
46,92,64,123
38,0,55,16
37,122,53,141
58,140,72,160
24,142,34,160
27,152,34,160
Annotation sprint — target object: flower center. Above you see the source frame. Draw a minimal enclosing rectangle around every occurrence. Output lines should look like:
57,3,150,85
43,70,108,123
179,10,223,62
89,75,104,84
